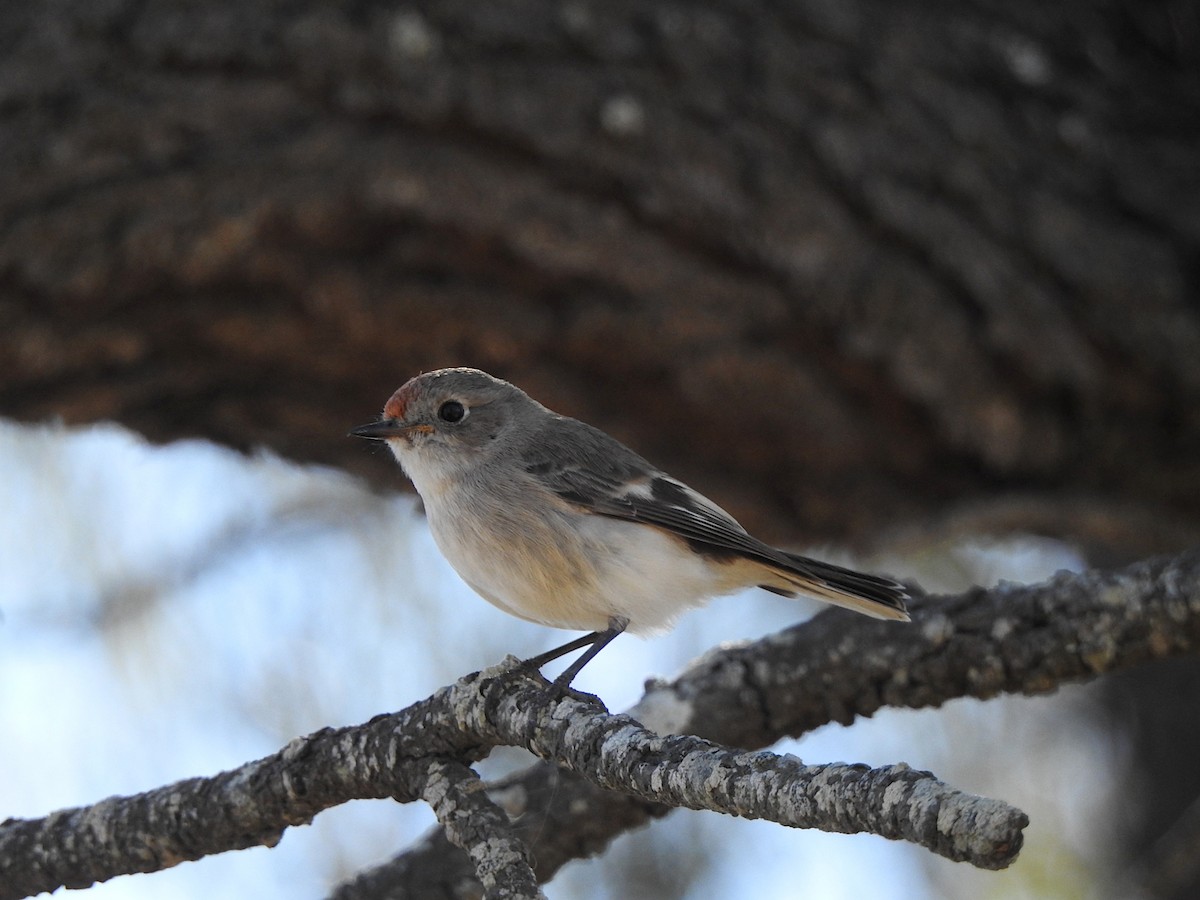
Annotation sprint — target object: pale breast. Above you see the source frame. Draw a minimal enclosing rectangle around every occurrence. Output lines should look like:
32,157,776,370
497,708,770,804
425,479,749,635
425,482,611,631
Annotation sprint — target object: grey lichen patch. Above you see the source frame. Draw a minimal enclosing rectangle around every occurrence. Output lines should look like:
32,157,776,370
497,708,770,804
471,834,535,874
880,769,913,817
598,723,644,766
422,767,453,810
935,789,1029,869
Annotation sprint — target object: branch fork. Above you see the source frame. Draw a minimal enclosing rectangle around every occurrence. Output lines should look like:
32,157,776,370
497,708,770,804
0,654,1028,900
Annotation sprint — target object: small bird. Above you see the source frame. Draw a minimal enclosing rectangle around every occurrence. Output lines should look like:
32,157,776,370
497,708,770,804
352,368,909,687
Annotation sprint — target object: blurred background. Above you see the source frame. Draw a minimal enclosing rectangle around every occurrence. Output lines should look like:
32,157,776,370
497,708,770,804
2,1,1198,897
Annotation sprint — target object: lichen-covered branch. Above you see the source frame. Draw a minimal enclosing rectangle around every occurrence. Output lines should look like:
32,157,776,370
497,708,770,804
332,768,662,900
11,549,1195,898
0,687,493,900
362,549,1200,897
468,681,1025,869
669,548,1200,746
0,650,1028,898
412,760,543,900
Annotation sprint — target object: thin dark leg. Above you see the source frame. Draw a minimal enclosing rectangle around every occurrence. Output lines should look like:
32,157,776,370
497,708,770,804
519,616,629,688
550,623,625,687
520,631,605,670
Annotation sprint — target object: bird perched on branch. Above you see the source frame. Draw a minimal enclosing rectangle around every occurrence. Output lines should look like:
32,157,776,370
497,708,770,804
352,368,909,687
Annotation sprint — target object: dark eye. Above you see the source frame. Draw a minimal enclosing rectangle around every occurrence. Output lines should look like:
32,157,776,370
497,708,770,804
438,400,467,423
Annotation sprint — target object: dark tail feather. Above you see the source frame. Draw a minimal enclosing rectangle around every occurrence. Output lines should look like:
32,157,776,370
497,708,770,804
767,551,911,622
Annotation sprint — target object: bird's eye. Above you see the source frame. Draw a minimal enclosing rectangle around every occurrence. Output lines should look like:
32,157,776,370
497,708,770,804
438,400,467,423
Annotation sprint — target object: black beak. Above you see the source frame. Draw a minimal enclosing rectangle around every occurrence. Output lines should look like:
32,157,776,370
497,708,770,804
349,420,406,439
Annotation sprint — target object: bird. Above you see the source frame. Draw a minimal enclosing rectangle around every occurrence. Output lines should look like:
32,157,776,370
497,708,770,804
351,367,909,687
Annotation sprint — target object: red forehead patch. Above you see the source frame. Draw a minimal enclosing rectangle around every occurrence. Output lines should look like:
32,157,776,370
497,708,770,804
383,381,420,420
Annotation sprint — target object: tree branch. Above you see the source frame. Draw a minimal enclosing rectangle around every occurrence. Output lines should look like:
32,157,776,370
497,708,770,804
355,549,1200,897
412,760,543,900
0,689,492,900
0,651,1028,898
10,549,1196,898
469,682,1025,869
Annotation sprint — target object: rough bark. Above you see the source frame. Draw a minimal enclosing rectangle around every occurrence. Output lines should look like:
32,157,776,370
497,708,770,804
414,760,544,900
1,0,1198,548
0,656,1026,899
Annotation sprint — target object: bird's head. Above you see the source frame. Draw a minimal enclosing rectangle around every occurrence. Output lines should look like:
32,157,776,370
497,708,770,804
351,367,538,492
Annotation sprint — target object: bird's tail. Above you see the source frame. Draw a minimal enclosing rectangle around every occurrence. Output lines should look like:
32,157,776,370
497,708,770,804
763,551,911,621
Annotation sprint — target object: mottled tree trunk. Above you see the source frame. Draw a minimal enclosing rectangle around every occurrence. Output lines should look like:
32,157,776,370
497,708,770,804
2,0,1197,547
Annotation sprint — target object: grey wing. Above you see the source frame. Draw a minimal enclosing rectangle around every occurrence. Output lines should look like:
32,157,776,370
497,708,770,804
523,415,911,617
521,415,787,565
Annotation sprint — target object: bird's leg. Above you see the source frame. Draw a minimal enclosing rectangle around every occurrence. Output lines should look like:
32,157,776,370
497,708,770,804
517,616,629,688
550,617,628,688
